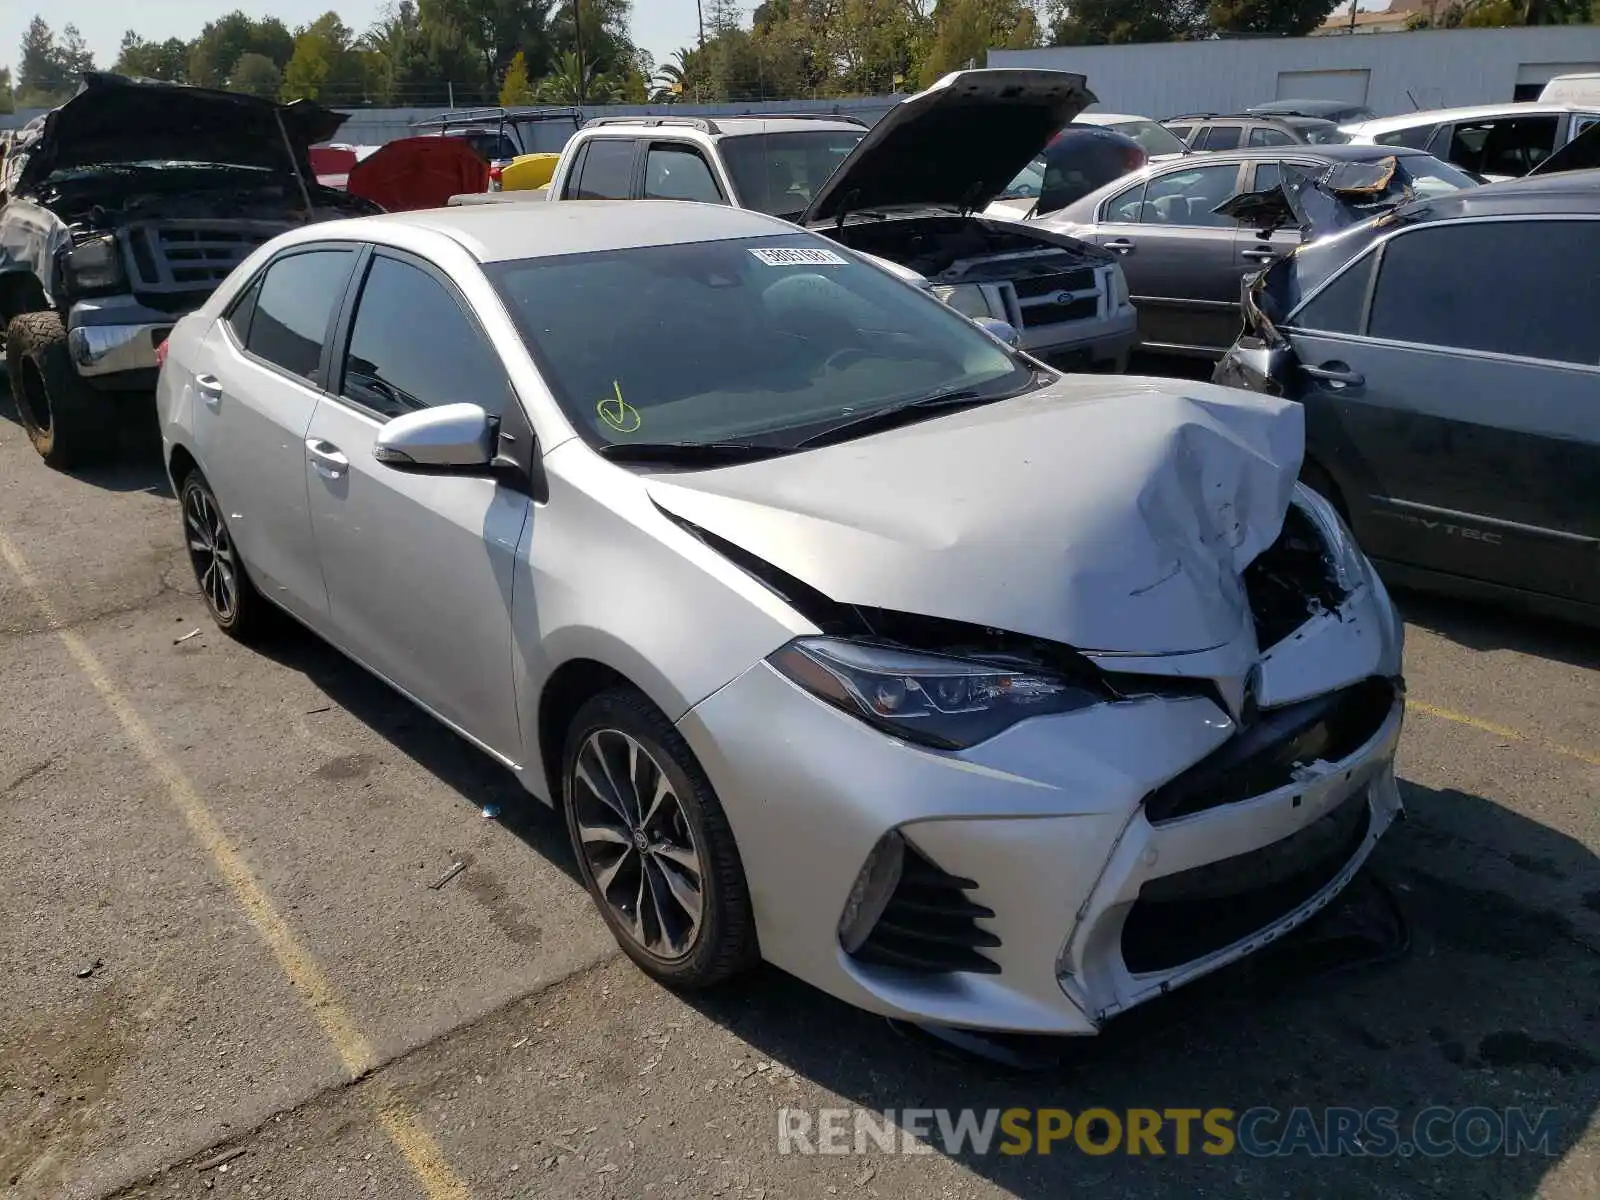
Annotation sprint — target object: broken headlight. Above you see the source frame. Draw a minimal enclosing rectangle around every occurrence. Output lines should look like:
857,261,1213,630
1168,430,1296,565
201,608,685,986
770,637,1099,749
61,235,125,294
930,283,1000,320
1292,483,1368,593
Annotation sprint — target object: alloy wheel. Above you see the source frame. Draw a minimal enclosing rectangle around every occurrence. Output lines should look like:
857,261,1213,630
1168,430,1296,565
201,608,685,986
184,482,239,624
571,728,705,961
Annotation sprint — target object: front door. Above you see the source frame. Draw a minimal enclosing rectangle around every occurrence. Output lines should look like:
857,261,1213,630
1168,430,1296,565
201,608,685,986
1091,161,1250,353
1285,217,1600,604
193,246,359,622
305,250,531,759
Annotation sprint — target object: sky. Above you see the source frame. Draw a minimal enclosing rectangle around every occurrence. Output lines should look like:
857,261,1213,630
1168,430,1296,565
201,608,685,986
5,0,704,82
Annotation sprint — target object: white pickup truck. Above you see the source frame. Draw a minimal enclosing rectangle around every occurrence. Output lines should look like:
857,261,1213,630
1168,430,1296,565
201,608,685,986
538,70,1138,373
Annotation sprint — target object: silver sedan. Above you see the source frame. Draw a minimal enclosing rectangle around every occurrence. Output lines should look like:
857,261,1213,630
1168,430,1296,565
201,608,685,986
157,199,1406,1036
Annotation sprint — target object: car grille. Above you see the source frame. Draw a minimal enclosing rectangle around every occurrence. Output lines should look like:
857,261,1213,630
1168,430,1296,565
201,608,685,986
1010,267,1103,329
1120,786,1372,974
851,843,1001,975
1143,676,1397,825
123,222,285,293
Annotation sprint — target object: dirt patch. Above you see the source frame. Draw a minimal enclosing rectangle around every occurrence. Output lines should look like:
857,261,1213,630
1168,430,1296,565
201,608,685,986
0,983,133,1197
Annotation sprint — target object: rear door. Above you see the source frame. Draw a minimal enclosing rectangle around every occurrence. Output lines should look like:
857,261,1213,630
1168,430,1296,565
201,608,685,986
193,245,360,623
303,248,530,758
1231,159,1312,283
1282,217,1600,603
1085,159,1249,352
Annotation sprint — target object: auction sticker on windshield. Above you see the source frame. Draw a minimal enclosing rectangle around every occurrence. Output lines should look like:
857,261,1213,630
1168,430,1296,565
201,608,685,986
750,247,848,266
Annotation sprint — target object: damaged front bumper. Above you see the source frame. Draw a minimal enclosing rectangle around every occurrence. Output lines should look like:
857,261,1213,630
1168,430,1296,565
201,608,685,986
677,523,1405,1036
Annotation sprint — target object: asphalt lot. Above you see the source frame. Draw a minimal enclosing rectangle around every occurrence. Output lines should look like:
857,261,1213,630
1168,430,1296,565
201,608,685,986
0,370,1596,1200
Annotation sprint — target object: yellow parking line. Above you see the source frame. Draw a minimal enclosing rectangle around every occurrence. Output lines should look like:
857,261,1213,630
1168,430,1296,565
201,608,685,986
0,529,472,1200
1410,700,1600,768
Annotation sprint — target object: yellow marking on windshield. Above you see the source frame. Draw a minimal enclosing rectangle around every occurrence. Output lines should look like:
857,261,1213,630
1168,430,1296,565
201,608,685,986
597,380,641,434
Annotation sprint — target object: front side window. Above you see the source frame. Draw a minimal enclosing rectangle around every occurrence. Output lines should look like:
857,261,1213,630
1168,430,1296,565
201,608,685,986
570,138,637,199
1165,124,1194,144
1102,179,1148,222
719,131,866,219
1448,116,1558,175
1195,125,1243,151
486,234,1031,452
1367,220,1599,364
1141,164,1242,227
245,249,357,384
644,144,725,203
340,256,508,420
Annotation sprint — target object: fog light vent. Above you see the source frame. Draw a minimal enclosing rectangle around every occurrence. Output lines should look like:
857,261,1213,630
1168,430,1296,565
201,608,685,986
847,838,1001,975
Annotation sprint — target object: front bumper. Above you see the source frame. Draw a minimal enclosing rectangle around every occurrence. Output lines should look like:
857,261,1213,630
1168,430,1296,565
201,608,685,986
678,575,1404,1036
66,322,171,378
1020,304,1137,372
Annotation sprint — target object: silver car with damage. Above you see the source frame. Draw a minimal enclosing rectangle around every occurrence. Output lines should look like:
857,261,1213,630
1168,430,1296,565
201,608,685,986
157,200,1406,1036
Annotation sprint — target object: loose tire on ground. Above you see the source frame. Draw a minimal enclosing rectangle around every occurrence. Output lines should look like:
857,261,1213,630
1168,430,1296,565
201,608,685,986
563,687,758,989
4,311,118,468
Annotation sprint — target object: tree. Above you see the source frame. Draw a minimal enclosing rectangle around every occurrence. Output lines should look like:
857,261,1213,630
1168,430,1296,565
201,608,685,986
0,67,13,114
230,52,285,97
281,33,334,99
58,24,95,77
500,48,535,102
533,48,622,102
920,0,1036,85
18,16,68,101
1049,0,1209,43
115,32,192,81
189,12,295,88
1208,0,1341,35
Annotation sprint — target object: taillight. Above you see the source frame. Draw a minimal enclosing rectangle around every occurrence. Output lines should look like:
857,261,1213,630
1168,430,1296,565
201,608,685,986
488,164,503,191
154,337,170,369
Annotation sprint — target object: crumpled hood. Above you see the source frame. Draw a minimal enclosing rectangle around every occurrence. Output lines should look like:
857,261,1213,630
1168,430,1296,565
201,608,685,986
646,378,1305,655
14,72,347,195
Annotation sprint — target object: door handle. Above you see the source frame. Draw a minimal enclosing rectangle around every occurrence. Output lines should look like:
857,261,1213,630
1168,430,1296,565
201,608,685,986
196,374,223,411
1301,362,1365,387
1103,238,1135,255
1241,247,1278,262
305,438,350,478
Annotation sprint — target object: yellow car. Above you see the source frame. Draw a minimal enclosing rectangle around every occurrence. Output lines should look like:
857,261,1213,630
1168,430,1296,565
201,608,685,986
495,152,562,192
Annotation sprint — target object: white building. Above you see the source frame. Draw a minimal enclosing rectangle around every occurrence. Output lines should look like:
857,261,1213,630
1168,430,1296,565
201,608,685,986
990,25,1600,119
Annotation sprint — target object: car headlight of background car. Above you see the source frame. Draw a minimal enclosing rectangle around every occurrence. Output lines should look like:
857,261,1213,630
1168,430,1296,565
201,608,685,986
930,282,1007,321
769,637,1100,750
57,234,127,296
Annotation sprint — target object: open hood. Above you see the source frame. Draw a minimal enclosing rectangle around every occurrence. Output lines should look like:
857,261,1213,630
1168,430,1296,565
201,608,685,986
646,378,1303,656
1528,121,1600,175
14,72,347,195
1214,155,1418,240
801,68,1095,225
346,137,490,211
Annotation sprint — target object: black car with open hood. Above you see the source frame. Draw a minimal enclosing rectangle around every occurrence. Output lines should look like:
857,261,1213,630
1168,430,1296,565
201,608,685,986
0,73,379,469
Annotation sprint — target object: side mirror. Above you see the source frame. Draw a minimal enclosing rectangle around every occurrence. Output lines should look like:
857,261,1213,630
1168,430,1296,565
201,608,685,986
974,317,1021,348
374,402,495,470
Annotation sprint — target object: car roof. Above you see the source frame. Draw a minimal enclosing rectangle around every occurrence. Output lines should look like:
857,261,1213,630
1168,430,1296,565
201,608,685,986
1076,112,1154,125
1162,143,1435,162
1347,102,1595,134
311,200,799,263
583,116,865,138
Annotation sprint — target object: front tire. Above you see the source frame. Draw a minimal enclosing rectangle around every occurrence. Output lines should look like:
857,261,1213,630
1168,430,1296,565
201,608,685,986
562,687,757,988
5,311,117,468
179,470,269,641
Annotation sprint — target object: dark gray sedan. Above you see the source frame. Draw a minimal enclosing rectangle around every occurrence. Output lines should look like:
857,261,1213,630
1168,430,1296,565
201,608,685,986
1029,145,1477,356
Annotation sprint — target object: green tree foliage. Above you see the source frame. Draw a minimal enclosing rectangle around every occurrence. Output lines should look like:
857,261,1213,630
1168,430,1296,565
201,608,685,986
189,12,295,88
115,32,192,81
0,67,14,114
1208,0,1341,35
281,33,335,100
500,48,536,102
16,16,96,105
920,0,1037,86
1406,0,1590,25
230,52,285,97
1050,0,1210,43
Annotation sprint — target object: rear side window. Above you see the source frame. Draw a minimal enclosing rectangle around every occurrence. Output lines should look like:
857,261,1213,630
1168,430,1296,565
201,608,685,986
1367,220,1600,364
1195,125,1243,150
340,255,508,420
644,144,725,203
1292,253,1376,336
1249,126,1295,148
225,277,262,343
568,138,637,199
244,249,356,385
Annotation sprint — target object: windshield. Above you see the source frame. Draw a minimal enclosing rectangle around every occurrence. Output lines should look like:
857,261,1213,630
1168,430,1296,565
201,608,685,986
719,131,866,219
999,159,1046,199
1106,119,1189,157
1290,120,1351,145
486,233,1031,453
1403,155,1479,197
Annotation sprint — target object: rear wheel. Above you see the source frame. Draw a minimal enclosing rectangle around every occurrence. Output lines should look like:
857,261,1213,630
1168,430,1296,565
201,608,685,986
562,688,757,988
180,470,270,641
5,311,118,468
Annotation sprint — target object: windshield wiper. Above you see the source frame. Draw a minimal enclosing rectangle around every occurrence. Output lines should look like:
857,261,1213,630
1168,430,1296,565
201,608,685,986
790,376,1041,451
595,440,793,466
